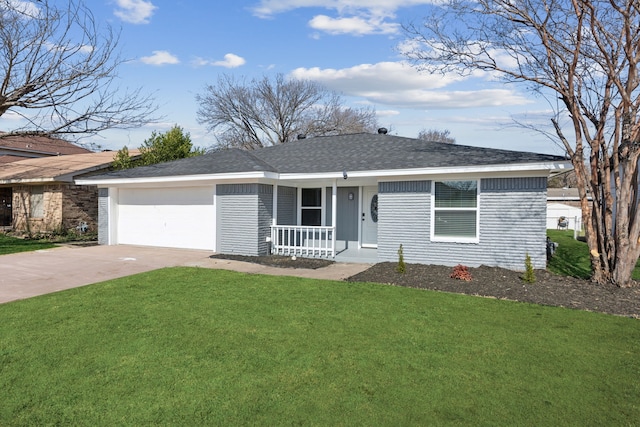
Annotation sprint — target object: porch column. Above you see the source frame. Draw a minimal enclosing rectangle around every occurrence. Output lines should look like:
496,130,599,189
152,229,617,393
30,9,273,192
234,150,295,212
271,184,278,253
332,179,337,257
272,183,278,226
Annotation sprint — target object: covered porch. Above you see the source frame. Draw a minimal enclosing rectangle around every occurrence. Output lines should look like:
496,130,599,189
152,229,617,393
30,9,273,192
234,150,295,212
268,176,379,263
269,224,378,263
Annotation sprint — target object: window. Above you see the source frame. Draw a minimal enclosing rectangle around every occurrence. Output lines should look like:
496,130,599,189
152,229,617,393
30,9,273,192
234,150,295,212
432,180,478,241
300,188,322,226
30,186,44,218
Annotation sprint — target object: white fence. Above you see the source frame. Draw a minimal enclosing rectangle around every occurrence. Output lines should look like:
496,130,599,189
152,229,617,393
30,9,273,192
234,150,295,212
548,215,583,239
270,225,335,258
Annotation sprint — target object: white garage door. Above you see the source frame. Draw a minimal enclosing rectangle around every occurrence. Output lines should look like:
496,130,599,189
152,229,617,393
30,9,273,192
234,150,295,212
117,187,215,250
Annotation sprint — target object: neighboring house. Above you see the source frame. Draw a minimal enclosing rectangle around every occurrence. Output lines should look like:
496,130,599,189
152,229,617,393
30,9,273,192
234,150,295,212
0,151,137,234
76,132,571,270
546,187,589,208
0,133,91,163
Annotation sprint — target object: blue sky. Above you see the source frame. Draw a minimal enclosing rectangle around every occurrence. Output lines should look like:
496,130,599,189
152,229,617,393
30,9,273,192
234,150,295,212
8,0,566,155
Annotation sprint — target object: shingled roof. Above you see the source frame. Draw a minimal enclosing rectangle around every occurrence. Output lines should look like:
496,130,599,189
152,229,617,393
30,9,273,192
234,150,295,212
82,133,568,181
0,133,91,162
0,151,139,184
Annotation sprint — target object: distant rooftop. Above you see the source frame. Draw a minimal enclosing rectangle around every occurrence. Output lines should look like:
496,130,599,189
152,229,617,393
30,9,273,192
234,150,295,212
0,133,91,161
0,151,139,184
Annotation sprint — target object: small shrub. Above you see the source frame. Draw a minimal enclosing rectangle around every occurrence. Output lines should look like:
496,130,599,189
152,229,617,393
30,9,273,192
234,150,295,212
450,264,472,281
396,244,406,274
523,253,536,283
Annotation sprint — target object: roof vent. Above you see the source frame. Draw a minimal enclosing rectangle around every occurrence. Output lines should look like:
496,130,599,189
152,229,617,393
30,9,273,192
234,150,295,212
297,134,306,140
377,127,388,135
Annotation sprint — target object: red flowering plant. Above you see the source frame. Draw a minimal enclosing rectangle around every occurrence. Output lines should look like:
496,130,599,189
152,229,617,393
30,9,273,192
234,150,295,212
450,264,472,282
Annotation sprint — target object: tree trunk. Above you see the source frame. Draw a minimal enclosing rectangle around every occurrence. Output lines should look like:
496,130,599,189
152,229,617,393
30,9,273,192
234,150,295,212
612,250,636,288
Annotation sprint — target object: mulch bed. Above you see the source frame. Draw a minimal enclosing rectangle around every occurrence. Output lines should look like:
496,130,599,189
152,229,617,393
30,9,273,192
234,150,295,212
209,254,334,269
210,254,640,318
347,263,640,319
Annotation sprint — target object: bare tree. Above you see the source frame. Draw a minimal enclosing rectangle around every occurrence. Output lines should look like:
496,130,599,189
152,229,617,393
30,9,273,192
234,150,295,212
0,0,157,140
417,128,456,144
196,73,378,149
404,0,640,287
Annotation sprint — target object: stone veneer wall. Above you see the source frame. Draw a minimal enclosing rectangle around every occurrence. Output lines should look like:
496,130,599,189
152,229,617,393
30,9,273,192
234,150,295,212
11,184,98,234
12,184,62,234
62,184,98,233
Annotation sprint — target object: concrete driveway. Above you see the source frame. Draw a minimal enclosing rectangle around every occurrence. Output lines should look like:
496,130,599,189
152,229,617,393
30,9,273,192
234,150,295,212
0,244,371,304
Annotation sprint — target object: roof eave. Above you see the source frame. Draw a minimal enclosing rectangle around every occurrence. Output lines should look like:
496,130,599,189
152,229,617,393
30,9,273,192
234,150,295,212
0,178,57,185
75,171,279,186
281,161,573,180
75,161,572,186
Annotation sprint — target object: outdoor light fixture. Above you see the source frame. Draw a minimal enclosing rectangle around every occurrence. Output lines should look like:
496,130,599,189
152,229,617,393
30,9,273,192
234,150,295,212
343,170,348,179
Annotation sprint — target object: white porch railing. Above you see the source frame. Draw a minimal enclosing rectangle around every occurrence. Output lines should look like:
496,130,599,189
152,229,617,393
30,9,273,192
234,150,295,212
270,225,336,258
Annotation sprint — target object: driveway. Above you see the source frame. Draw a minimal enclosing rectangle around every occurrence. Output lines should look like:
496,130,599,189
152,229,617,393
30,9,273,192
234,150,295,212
0,244,371,304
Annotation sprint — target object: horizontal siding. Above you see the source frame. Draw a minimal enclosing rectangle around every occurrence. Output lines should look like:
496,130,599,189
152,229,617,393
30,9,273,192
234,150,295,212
98,188,109,245
378,192,430,263
477,190,547,269
277,186,296,225
258,184,273,256
217,184,260,256
378,178,548,270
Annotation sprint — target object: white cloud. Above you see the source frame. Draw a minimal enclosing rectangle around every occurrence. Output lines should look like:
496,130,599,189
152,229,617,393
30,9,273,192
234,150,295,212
191,57,210,67
252,0,439,18
113,0,157,24
0,110,26,121
376,109,400,117
140,50,179,66
309,15,399,35
6,0,40,17
291,61,463,91
193,53,246,68
252,0,438,36
290,61,532,109
213,53,246,68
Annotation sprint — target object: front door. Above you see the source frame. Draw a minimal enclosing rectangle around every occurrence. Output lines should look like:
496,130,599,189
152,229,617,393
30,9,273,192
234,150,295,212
362,186,378,247
0,188,12,227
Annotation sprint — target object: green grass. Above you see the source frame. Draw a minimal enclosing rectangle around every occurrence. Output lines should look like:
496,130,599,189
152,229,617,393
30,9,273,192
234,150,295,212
1,268,638,426
547,230,640,280
0,233,56,255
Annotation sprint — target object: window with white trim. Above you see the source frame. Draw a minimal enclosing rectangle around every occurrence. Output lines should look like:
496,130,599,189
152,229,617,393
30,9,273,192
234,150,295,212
432,180,478,241
300,188,322,226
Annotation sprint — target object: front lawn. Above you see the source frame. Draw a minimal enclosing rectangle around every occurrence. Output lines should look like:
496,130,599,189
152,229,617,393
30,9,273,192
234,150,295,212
547,229,640,280
0,233,56,255
0,268,638,425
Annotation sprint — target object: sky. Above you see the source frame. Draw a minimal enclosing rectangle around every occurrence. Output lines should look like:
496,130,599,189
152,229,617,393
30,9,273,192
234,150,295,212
5,0,567,155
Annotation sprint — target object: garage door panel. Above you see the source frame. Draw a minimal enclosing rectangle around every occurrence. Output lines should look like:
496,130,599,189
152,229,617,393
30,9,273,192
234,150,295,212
117,187,215,250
